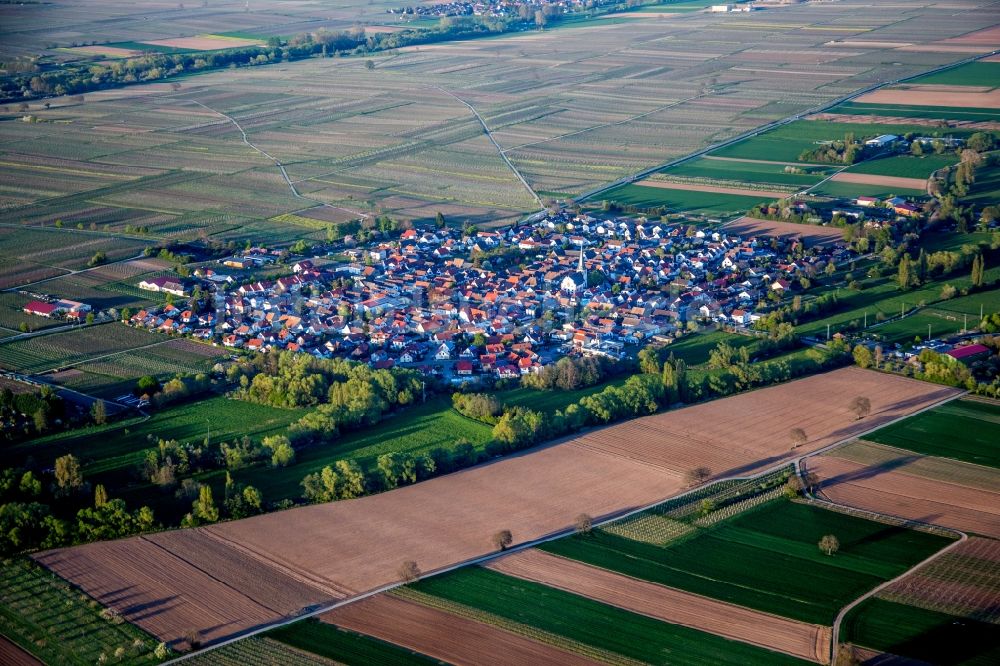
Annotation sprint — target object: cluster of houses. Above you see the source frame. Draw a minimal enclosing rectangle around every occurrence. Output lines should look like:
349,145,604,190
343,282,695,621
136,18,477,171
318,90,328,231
124,213,856,378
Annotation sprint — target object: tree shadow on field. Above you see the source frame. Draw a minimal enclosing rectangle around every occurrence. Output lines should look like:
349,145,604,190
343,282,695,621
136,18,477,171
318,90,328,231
818,453,923,488
122,594,182,623
863,607,1000,665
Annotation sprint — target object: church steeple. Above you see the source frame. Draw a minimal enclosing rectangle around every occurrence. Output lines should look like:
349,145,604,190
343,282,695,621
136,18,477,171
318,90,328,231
578,240,585,279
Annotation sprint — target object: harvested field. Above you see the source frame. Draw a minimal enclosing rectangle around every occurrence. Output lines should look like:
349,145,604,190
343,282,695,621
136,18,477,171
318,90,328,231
139,36,264,50
36,368,958,647
568,367,961,478
828,172,928,191
855,88,1000,109
62,45,143,58
634,178,790,200
807,456,1000,538
724,216,845,247
323,594,600,666
0,637,42,666
33,537,283,650
486,549,831,663
878,537,1000,624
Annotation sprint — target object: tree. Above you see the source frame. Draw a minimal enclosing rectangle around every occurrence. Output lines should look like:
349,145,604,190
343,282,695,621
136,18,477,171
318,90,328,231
848,396,871,420
435,211,446,229
574,513,593,535
365,59,375,71
492,529,513,551
91,399,106,425
192,485,219,523
94,484,109,508
897,253,912,290
789,427,807,449
685,466,711,486
819,534,840,556
398,560,421,583
852,344,873,369
54,454,84,497
971,253,985,288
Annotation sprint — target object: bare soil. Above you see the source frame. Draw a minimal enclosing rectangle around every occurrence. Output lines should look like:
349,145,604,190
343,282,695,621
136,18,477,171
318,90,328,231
724,216,845,247
854,87,1000,109
808,456,1000,538
322,594,601,666
0,636,43,666
829,172,928,191
140,36,264,50
486,549,831,663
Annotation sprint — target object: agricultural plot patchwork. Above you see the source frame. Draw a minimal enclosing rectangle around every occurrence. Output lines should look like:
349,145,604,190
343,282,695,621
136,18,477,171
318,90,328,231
540,500,954,625
864,399,1000,468
3,0,998,247
0,323,170,374
32,368,959,649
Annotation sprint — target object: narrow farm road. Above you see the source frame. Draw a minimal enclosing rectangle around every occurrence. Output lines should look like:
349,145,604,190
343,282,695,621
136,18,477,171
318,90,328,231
182,99,371,220
430,85,543,210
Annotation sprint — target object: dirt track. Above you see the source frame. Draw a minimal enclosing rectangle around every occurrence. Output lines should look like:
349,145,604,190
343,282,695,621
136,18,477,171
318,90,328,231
830,172,928,191
322,594,600,666
486,549,831,663
808,456,1000,538
35,368,960,649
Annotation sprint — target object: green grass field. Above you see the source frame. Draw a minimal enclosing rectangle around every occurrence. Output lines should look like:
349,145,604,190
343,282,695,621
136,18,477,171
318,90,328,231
268,619,442,665
908,61,1000,88
844,597,1000,665
845,155,957,179
965,162,1000,208
540,500,953,625
869,286,1000,343
233,395,492,501
865,399,1000,468
603,183,768,215
0,558,167,665
795,264,1000,340
710,120,971,164
500,377,628,414
810,180,926,199
827,101,1000,122
411,568,809,665
660,157,834,188
658,330,758,366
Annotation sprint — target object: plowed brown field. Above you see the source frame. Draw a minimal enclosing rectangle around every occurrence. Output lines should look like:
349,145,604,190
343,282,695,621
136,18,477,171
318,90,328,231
855,87,1000,108
807,457,1000,538
35,368,960,648
724,216,845,247
0,637,42,666
322,594,600,666
830,172,928,191
486,549,831,663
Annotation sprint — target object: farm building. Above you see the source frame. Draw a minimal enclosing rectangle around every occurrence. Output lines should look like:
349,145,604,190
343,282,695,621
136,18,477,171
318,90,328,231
22,300,59,317
138,276,189,297
945,344,990,364
865,134,898,148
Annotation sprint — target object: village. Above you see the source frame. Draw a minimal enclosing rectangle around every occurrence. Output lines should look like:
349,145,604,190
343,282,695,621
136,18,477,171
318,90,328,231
111,210,870,382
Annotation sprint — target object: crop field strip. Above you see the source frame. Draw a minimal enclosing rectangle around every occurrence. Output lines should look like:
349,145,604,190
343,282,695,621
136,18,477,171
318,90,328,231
539,499,955,626
32,368,961,648
2,0,998,248
398,567,812,665
485,548,831,663
0,323,173,374
864,399,1000,468
807,454,1000,539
